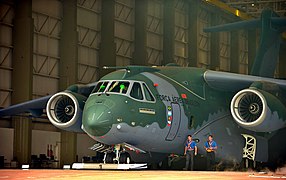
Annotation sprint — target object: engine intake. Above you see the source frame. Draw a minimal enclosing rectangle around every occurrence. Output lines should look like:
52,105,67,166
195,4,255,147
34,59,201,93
46,92,87,132
231,88,286,132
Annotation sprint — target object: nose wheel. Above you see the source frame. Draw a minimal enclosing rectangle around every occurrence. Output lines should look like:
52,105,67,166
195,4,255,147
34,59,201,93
119,152,131,164
103,144,131,164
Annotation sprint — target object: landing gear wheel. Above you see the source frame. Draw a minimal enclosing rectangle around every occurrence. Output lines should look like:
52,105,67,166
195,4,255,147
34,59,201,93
158,157,170,170
119,152,131,164
105,152,116,163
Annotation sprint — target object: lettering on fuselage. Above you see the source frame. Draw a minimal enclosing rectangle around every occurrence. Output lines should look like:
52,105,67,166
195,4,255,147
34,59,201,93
155,94,200,107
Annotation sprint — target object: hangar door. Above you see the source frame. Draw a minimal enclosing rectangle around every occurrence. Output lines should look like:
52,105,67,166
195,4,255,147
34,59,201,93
166,103,181,141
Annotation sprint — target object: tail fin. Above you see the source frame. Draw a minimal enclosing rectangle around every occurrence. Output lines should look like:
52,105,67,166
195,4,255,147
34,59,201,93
204,9,286,78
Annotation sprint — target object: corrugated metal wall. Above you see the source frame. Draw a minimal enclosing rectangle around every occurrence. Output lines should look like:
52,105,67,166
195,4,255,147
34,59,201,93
0,0,270,109
0,2,14,108
32,0,62,99
238,30,248,74
146,0,163,65
197,7,211,69
114,0,134,66
218,18,230,71
174,0,188,67
77,0,101,83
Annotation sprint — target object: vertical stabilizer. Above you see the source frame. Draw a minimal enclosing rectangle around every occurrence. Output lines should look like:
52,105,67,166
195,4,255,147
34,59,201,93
250,10,282,78
204,9,286,78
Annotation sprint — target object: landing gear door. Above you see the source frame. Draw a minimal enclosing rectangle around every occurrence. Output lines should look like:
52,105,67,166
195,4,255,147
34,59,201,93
166,103,181,141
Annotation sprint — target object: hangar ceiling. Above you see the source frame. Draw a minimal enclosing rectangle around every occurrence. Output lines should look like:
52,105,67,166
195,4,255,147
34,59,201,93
225,0,286,18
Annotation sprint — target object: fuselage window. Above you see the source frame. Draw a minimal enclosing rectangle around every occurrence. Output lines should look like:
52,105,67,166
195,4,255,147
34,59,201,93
130,82,143,100
93,81,109,93
143,84,155,101
108,81,129,94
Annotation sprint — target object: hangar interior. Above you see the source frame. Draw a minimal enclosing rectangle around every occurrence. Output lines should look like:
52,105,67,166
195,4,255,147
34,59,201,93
0,0,285,168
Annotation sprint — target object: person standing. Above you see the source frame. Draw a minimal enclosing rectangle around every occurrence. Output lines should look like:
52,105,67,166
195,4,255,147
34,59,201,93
183,135,197,171
204,135,217,170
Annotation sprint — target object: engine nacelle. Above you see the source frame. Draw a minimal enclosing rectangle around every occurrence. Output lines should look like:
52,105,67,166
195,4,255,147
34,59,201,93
230,88,286,132
46,92,87,132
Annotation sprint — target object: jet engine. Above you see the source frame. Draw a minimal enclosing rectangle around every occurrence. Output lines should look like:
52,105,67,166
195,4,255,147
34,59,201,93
230,88,286,132
46,92,87,132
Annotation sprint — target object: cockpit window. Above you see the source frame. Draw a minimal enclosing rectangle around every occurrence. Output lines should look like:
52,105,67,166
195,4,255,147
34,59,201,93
92,81,155,103
143,84,155,101
130,82,143,100
93,81,109,93
108,81,129,94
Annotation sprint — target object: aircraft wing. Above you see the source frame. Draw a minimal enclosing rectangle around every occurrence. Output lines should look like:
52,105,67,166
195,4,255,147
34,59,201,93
203,70,286,92
0,95,52,117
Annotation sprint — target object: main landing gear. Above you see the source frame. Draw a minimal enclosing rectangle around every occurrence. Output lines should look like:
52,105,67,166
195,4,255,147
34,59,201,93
241,134,257,169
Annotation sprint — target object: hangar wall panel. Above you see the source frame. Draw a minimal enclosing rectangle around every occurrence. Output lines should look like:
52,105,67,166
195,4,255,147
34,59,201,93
31,131,97,162
0,2,14,108
31,130,60,160
77,0,101,83
32,0,62,98
0,128,14,163
197,7,211,68
174,0,188,67
77,134,96,161
114,0,134,66
218,18,230,71
146,0,163,65
238,30,248,74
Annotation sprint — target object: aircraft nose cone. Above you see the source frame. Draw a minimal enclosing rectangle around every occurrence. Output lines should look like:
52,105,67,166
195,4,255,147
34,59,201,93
83,104,113,136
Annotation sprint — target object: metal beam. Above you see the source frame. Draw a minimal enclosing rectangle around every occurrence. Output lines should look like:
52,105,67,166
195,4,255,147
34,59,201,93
59,0,78,90
248,29,257,74
204,0,253,20
162,0,175,65
133,0,148,65
59,0,78,167
230,31,239,73
99,0,116,77
279,43,286,79
188,0,199,67
210,12,220,70
12,0,33,166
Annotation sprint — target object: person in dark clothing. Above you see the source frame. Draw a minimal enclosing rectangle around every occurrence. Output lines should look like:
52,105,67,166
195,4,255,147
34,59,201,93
183,135,197,171
204,135,217,170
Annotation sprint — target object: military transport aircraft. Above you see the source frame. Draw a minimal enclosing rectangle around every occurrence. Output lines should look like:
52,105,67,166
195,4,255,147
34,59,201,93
1,9,286,169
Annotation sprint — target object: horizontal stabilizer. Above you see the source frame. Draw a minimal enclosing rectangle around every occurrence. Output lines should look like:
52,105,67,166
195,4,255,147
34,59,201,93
204,17,286,33
204,19,260,32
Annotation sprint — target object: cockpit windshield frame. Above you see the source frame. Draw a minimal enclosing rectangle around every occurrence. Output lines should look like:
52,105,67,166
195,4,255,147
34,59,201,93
91,80,156,103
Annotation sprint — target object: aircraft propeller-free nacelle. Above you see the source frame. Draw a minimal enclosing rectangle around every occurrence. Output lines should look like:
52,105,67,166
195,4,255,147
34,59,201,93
46,84,95,133
46,91,87,132
231,88,286,132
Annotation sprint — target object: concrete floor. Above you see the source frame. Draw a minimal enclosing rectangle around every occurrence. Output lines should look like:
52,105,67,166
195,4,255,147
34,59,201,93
1,170,286,180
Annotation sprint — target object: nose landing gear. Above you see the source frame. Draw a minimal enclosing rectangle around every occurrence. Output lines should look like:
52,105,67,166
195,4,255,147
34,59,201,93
102,144,131,164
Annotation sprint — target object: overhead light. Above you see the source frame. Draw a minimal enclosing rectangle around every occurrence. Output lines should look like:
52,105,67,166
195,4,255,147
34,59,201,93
251,3,255,7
